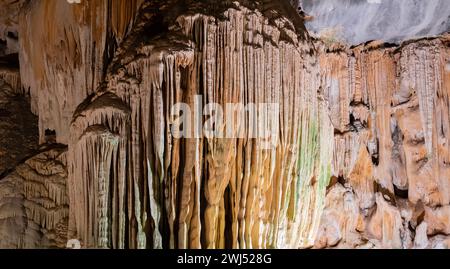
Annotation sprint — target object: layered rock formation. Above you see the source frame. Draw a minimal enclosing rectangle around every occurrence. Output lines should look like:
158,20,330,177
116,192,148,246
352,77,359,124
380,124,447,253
0,0,449,249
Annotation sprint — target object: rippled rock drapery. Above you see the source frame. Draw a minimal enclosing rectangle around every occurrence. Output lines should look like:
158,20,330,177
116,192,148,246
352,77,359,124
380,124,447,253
68,0,333,249
18,0,143,144
315,35,450,249
0,147,69,248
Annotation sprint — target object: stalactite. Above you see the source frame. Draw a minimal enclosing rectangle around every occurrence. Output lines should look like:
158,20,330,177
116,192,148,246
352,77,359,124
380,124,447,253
67,0,333,249
395,38,450,206
2,0,449,250
69,93,130,248
0,67,21,94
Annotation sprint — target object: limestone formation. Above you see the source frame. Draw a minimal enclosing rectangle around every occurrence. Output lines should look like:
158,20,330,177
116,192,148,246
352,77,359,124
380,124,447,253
18,0,143,144
0,65,38,177
315,35,450,249
67,0,332,249
0,0,449,249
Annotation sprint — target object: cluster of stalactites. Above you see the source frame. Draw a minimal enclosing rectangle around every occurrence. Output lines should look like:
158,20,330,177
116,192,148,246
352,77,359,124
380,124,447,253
0,148,69,249
18,0,144,144
67,1,333,249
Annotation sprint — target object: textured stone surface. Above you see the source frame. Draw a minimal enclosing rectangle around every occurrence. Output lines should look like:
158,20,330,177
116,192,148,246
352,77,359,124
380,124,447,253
0,0,449,249
301,0,450,45
0,147,69,249
0,68,38,177
315,35,450,249
67,0,332,249
18,0,143,144
0,0,23,56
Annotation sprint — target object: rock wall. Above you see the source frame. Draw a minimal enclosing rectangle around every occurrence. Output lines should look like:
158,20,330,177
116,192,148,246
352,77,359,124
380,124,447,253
0,0,23,56
315,36,450,249
301,0,450,45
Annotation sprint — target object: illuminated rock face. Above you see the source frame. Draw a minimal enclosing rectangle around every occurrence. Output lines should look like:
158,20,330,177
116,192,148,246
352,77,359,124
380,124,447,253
316,36,450,249
1,0,333,249
0,0,449,249
67,0,333,249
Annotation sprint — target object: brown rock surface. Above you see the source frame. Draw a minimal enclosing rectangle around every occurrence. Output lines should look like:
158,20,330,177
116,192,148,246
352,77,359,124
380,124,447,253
67,0,332,249
315,35,450,249
0,147,69,248
0,0,23,56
